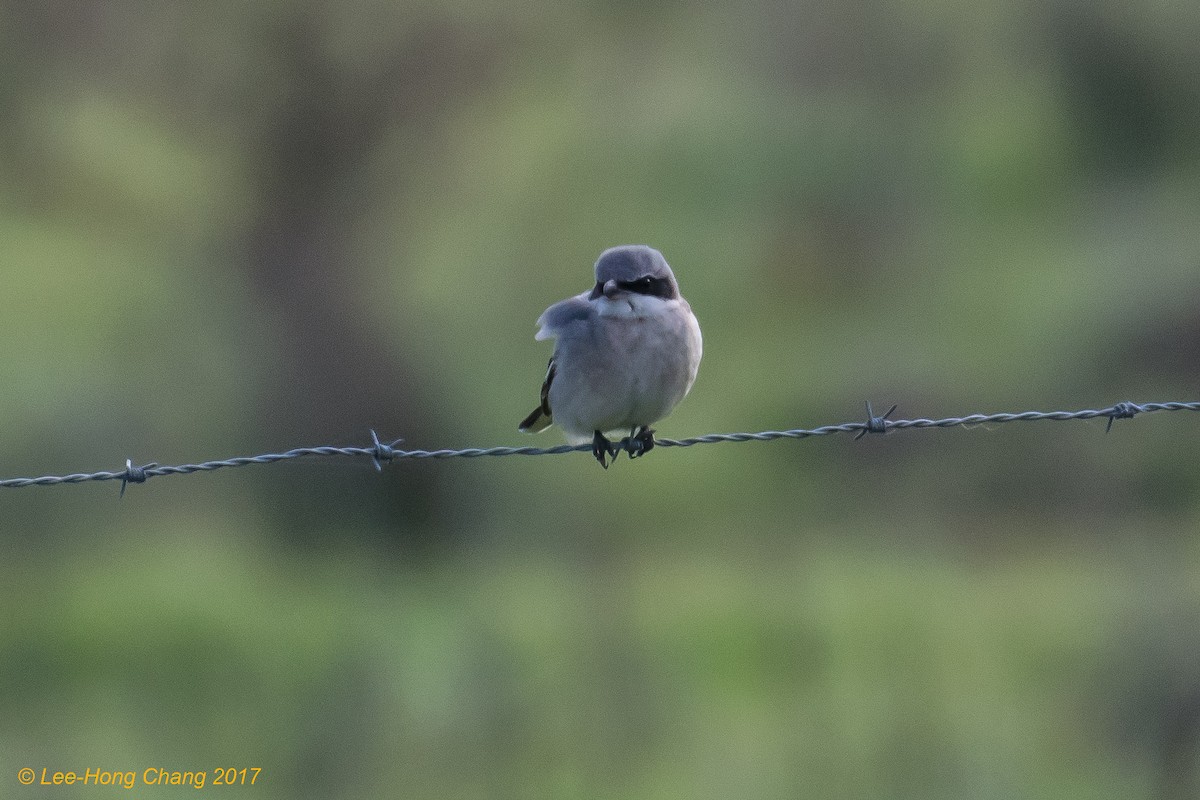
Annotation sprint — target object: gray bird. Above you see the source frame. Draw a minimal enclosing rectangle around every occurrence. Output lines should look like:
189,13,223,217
519,245,702,468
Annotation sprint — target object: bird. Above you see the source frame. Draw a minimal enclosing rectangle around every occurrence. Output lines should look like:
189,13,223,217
518,245,702,468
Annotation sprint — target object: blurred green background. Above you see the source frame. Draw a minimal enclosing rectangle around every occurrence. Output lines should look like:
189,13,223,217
3,1,1200,798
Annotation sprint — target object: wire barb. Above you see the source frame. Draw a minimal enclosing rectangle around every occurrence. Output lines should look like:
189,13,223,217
1,400,1198,492
369,430,403,472
855,401,898,440
1105,401,1141,433
119,459,157,498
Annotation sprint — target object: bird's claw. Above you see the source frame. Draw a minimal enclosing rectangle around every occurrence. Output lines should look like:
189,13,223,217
592,428,655,468
592,430,618,469
626,426,656,459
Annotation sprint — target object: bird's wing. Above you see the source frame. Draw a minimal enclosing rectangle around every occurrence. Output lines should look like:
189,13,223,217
535,294,593,341
518,357,556,432
538,357,556,416
521,293,591,433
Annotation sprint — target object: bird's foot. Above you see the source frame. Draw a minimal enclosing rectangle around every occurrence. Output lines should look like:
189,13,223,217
592,430,618,469
625,426,656,459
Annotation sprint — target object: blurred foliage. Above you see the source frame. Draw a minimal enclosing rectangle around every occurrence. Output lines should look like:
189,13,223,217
2,0,1200,797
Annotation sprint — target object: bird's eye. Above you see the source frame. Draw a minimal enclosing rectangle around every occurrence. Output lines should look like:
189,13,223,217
619,276,670,297
613,275,674,298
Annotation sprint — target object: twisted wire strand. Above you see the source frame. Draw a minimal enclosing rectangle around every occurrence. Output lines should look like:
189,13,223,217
2,401,1197,492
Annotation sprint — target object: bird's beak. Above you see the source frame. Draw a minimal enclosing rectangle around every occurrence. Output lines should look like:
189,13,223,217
601,279,623,299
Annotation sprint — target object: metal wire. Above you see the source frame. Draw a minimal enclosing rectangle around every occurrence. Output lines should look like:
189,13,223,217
1,401,1197,493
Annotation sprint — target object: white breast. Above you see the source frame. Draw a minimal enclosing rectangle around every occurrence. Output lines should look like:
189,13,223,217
548,296,702,443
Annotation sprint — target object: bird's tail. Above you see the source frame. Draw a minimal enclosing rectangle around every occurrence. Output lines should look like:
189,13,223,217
518,407,552,434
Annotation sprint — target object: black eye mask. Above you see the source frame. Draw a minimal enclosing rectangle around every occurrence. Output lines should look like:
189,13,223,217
621,276,674,298
589,276,676,300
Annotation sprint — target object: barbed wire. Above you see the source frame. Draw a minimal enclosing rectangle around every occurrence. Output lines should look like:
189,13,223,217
1,401,1197,494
